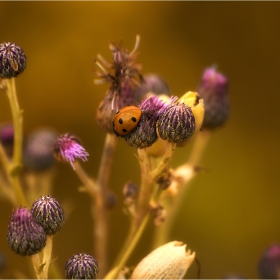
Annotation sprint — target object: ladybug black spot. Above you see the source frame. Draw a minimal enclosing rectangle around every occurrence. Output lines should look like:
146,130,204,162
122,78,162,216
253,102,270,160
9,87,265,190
131,117,137,122
118,118,123,124
122,128,127,133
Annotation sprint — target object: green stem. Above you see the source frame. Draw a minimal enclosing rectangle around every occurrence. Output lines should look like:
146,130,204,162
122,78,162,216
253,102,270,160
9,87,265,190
42,235,53,279
104,213,150,279
95,133,116,277
2,78,27,207
152,130,212,247
5,78,23,169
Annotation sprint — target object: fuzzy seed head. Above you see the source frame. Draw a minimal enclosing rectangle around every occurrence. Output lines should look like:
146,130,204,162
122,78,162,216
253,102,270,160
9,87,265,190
52,134,89,169
7,207,46,256
0,42,26,79
65,253,99,279
157,102,196,143
31,195,65,235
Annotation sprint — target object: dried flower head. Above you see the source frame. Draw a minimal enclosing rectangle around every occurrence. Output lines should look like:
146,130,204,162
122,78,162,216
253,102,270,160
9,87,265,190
258,244,280,279
123,96,167,149
95,35,142,133
157,100,196,143
52,133,89,170
197,66,229,129
7,207,46,256
23,128,58,171
65,253,99,279
31,195,65,235
0,42,26,79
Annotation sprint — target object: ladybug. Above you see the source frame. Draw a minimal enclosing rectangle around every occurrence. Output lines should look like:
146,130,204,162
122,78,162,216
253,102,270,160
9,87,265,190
112,106,142,136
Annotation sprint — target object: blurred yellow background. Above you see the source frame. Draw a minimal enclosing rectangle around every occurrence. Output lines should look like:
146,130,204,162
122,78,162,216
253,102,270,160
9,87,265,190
0,2,280,279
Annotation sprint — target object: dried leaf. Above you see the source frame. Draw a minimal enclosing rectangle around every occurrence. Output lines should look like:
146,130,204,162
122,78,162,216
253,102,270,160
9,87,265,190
130,241,195,279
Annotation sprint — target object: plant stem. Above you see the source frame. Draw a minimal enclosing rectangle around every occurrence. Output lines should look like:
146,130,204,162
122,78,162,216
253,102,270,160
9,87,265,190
95,133,116,276
2,78,27,207
42,235,53,279
104,213,150,279
152,130,212,247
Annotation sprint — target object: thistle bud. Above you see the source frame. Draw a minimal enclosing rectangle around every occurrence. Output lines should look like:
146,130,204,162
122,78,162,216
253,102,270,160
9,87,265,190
0,42,26,79
7,207,46,256
65,253,99,279
258,244,280,279
23,128,58,171
197,67,229,129
123,96,167,149
157,102,196,143
52,133,89,170
31,195,65,235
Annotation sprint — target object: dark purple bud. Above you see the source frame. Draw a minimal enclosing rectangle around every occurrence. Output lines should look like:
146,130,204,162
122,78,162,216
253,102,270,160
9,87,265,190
0,122,14,157
157,102,196,143
105,190,117,210
52,134,89,170
0,42,26,79
134,74,170,103
123,96,168,148
7,207,46,256
197,67,229,129
258,244,280,279
23,128,58,171
65,253,99,279
123,181,139,200
31,195,65,235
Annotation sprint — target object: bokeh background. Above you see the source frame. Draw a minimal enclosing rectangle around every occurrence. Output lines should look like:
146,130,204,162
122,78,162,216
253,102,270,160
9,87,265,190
0,1,280,279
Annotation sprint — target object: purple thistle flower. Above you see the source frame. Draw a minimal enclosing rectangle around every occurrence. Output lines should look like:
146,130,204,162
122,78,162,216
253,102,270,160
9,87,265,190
65,253,99,279
52,134,89,170
124,96,167,148
0,42,26,79
197,66,229,129
31,195,65,235
7,207,46,256
258,244,280,279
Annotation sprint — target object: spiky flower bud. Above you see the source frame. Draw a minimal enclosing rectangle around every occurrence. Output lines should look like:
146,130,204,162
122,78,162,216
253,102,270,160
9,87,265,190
23,128,58,171
134,74,170,103
258,244,280,279
7,207,46,256
65,253,99,279
124,96,167,149
0,42,26,79
197,67,229,129
31,195,65,235
157,102,196,143
52,133,89,170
